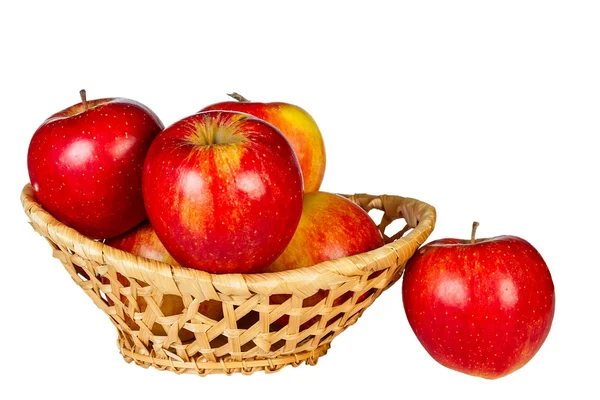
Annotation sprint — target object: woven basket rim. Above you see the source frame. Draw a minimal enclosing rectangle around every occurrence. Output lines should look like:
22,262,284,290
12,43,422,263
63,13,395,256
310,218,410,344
21,183,436,299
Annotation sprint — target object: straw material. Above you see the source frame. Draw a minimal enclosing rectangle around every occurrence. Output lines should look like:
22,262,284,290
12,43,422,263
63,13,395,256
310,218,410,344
21,183,436,375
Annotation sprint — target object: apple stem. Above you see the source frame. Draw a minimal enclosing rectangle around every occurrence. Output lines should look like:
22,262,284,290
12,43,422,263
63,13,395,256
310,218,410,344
471,221,480,244
227,92,250,102
80,89,88,110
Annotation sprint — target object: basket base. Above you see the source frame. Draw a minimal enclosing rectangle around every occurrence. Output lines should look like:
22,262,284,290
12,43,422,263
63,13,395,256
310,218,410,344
117,336,331,376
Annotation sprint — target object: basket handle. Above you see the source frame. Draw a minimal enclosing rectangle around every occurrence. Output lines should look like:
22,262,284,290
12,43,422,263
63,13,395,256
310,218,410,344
341,192,436,269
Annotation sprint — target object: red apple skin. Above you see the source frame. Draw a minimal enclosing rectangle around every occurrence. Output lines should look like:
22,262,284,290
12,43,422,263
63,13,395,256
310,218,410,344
105,221,181,266
265,192,384,273
402,235,555,379
142,110,304,274
263,191,385,328
27,95,164,239
200,99,326,193
104,222,223,339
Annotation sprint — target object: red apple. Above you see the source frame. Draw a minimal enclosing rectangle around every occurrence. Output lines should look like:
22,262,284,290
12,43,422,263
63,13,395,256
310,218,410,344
263,191,385,329
27,90,164,239
104,222,223,340
266,191,384,272
105,221,181,266
402,222,555,379
142,110,303,274
200,93,326,193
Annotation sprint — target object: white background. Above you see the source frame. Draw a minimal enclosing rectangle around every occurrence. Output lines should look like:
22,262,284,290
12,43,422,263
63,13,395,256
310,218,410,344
1,1,598,398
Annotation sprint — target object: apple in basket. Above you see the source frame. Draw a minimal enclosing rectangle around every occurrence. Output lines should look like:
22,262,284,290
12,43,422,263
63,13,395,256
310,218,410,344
142,110,304,274
105,222,180,266
263,191,385,329
200,93,326,193
27,90,164,239
402,222,555,379
104,222,223,340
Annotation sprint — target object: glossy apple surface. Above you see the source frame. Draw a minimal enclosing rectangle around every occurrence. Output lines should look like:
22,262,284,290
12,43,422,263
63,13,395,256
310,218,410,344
264,191,385,328
105,221,180,266
266,191,384,273
104,222,223,339
142,110,303,274
402,226,555,379
200,94,326,193
27,90,164,239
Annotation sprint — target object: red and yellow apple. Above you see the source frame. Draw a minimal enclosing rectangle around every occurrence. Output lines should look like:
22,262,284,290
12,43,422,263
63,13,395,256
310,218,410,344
402,222,555,379
266,192,384,272
264,191,385,328
142,110,304,274
27,90,164,239
200,93,326,193
105,221,180,266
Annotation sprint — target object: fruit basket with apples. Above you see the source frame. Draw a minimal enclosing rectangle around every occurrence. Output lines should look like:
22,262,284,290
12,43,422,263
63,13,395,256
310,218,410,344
22,92,436,375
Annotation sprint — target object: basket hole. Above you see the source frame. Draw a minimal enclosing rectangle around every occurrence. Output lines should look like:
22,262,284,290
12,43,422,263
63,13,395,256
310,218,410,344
124,314,140,331
108,272,131,287
384,219,413,241
300,316,321,331
98,289,110,306
240,340,257,352
304,290,328,308
151,324,167,336
297,335,316,347
198,300,224,321
209,335,228,349
237,310,260,330
270,294,292,305
368,270,384,280
74,265,90,281
270,339,285,351
333,291,352,307
368,208,385,224
178,327,195,343
269,320,284,332
325,313,344,328
160,295,185,317
356,288,378,305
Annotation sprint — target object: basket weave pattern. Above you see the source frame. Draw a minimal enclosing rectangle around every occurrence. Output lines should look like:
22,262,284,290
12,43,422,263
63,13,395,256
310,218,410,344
21,184,435,375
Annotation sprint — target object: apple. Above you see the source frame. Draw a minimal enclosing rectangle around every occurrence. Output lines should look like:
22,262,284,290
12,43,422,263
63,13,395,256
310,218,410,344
142,110,304,274
266,191,385,272
104,222,223,340
105,221,181,266
27,90,164,239
263,191,385,329
402,222,555,379
200,93,326,193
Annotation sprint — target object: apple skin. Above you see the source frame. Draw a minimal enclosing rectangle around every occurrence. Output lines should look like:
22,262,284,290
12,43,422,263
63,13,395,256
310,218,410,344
200,98,326,193
263,191,385,329
266,191,385,273
104,222,223,340
27,94,164,239
142,110,304,274
402,234,555,379
105,221,181,266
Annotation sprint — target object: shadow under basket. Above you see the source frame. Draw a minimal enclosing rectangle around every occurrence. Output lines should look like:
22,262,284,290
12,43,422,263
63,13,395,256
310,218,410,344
21,184,436,376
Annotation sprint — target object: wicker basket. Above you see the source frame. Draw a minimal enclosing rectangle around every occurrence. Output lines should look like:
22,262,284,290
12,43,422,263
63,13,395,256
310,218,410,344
21,183,436,375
